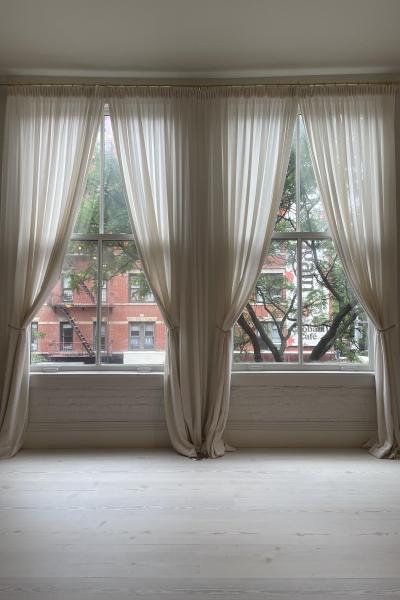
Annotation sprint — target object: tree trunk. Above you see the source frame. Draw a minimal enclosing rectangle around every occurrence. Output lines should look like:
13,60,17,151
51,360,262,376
309,303,354,361
237,313,263,362
246,303,283,362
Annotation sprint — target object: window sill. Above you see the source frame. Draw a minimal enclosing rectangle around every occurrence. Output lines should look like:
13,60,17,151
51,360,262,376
30,369,375,390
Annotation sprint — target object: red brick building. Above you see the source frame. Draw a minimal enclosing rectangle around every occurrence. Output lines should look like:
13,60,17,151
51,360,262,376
32,246,344,365
32,249,301,365
32,270,167,365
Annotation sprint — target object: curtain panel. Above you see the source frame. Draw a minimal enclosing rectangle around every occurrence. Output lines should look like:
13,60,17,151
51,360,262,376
109,87,297,457
299,85,400,458
0,86,103,458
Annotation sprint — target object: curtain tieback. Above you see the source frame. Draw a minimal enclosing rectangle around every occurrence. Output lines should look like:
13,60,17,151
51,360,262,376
217,325,231,335
376,323,397,333
8,323,25,332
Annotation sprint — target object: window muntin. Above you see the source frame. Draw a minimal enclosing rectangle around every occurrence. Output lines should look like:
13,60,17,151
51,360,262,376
129,322,155,350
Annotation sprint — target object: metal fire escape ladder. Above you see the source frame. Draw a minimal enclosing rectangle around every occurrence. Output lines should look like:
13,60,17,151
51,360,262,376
59,305,95,357
79,281,97,303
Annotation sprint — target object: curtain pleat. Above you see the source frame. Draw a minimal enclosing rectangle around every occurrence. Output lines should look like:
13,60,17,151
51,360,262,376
109,89,297,457
0,87,103,458
300,88,400,459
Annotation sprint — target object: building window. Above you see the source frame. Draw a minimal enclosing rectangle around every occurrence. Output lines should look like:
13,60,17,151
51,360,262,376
60,323,73,352
255,272,285,303
129,322,155,350
30,322,38,352
129,273,155,303
101,281,107,303
93,322,107,351
233,114,369,368
257,321,281,347
62,274,73,303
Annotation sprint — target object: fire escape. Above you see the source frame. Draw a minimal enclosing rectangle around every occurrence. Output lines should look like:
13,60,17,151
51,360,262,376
49,282,99,358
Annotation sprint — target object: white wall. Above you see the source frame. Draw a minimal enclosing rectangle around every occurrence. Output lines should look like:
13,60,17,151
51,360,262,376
24,371,376,449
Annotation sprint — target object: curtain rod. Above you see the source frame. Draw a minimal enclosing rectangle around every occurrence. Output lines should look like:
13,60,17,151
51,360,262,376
0,81,399,88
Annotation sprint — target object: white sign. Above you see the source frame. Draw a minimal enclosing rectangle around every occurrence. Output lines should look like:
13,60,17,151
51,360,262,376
290,324,329,347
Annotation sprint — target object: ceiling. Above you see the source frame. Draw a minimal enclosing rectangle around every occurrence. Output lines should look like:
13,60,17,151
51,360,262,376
1,0,400,78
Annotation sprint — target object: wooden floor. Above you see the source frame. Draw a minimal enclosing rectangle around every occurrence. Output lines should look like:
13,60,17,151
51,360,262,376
0,449,399,599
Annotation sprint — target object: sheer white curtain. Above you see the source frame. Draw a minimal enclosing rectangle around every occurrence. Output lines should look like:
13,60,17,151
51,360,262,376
109,87,297,457
300,86,400,458
0,86,103,458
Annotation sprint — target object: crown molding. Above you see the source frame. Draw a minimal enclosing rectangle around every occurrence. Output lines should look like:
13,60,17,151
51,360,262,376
1,67,400,86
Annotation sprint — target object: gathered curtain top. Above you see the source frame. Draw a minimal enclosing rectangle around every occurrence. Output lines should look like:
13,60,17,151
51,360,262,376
5,82,399,99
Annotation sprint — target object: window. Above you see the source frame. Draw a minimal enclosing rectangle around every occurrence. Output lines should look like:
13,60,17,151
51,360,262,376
101,281,107,303
93,322,107,352
62,274,73,303
129,273,155,303
31,110,165,370
233,114,369,369
30,322,38,352
60,323,73,352
129,322,155,350
257,321,281,347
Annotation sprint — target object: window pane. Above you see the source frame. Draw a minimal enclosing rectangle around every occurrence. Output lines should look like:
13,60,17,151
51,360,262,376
73,132,101,234
31,241,98,365
301,240,368,363
274,136,296,232
299,117,328,232
101,241,165,365
93,322,107,351
104,115,132,234
129,272,155,302
234,240,298,363
30,322,39,354
60,323,73,351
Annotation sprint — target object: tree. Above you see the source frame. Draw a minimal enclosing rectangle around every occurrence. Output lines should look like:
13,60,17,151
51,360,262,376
65,121,151,298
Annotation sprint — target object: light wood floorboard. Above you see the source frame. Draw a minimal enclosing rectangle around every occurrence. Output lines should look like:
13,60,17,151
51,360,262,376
0,449,399,599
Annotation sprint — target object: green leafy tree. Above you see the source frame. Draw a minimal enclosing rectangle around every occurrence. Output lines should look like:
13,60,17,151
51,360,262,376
65,128,151,297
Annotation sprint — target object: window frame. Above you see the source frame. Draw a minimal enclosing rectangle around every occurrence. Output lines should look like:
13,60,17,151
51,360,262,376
128,272,155,303
128,321,156,351
232,229,372,372
61,274,73,303
232,113,372,373
60,322,74,353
